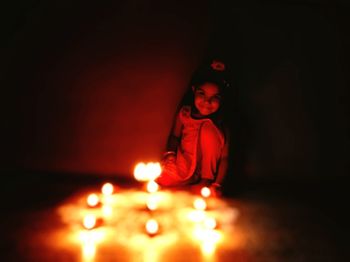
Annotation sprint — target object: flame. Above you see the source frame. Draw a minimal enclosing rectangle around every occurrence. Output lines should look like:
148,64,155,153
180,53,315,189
145,219,159,235
101,183,114,196
134,162,147,181
193,198,207,211
146,180,159,193
203,217,217,230
201,187,211,198
134,162,162,181
87,193,99,207
83,214,96,230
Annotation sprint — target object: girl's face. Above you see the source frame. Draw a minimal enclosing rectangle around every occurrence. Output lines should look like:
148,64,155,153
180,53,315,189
193,82,221,117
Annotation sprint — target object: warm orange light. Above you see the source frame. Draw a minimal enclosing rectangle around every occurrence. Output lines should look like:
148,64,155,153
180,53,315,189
83,214,97,230
201,241,216,256
134,162,162,182
193,198,207,211
145,219,159,235
203,217,217,230
146,197,158,211
82,241,96,261
134,162,147,181
101,183,114,196
146,180,159,193
102,205,113,218
146,162,162,180
87,193,99,207
201,187,211,198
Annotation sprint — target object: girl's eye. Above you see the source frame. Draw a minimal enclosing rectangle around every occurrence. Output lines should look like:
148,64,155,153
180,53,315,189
210,96,221,103
195,92,205,97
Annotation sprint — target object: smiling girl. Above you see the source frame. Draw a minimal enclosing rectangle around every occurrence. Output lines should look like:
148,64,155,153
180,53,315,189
156,60,231,196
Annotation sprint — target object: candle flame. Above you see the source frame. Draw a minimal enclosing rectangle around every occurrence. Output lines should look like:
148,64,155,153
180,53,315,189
134,162,162,181
145,219,159,235
87,194,99,207
101,183,114,196
200,187,211,198
193,198,207,211
146,180,159,193
83,214,97,230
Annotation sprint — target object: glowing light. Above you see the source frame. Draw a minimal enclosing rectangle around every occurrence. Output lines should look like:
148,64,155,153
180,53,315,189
83,214,97,230
146,180,159,193
201,241,216,256
193,198,207,211
146,162,162,180
101,183,114,196
146,197,158,211
82,241,96,261
187,210,206,222
201,187,211,198
203,217,217,230
79,230,106,261
102,205,113,218
193,228,222,256
145,219,159,235
134,162,162,181
134,162,147,181
87,193,99,207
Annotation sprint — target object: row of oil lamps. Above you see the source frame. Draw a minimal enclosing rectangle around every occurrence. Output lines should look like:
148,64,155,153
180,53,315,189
81,162,216,237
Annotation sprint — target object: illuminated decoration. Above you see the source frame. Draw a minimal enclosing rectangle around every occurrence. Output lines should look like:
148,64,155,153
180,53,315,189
146,196,158,211
145,162,162,181
101,183,114,196
78,230,106,262
193,198,207,211
146,180,159,193
102,205,113,218
200,187,211,198
134,162,147,181
56,161,240,261
203,217,217,230
87,193,99,207
83,214,97,230
145,219,159,236
133,162,162,182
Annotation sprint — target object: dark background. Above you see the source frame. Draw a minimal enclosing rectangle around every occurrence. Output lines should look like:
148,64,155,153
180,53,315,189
1,1,349,260
1,0,349,188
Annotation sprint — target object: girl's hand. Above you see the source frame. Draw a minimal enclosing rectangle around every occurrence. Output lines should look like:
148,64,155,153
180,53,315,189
209,185,222,198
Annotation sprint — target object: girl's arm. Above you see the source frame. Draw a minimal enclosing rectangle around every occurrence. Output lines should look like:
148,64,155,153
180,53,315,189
212,130,230,191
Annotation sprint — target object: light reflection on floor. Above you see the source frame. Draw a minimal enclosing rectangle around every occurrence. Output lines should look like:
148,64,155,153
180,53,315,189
55,186,241,262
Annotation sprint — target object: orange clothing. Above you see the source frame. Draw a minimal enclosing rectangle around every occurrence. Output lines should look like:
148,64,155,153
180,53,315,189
157,106,225,186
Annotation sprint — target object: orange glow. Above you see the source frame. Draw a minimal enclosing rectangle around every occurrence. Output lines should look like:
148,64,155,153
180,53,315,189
83,215,97,230
102,205,113,218
146,180,159,193
134,162,147,181
200,187,211,198
193,198,207,211
82,241,96,261
146,197,158,211
134,162,162,181
87,193,99,207
203,217,217,230
101,183,114,196
187,210,206,222
145,219,159,235
192,228,222,256
57,184,240,261
145,162,162,180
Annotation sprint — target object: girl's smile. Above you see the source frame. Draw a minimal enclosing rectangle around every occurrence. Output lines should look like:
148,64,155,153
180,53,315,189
193,83,221,117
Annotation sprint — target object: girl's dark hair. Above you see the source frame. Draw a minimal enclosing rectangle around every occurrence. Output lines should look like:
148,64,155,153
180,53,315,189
176,62,233,132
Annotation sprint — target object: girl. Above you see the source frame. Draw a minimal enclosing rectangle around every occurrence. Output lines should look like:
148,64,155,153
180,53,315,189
156,60,231,196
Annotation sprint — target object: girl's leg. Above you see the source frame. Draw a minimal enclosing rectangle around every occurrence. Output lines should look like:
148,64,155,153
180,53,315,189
197,121,223,181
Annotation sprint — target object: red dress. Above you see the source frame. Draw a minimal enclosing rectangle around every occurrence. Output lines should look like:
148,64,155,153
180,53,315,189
157,106,225,186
